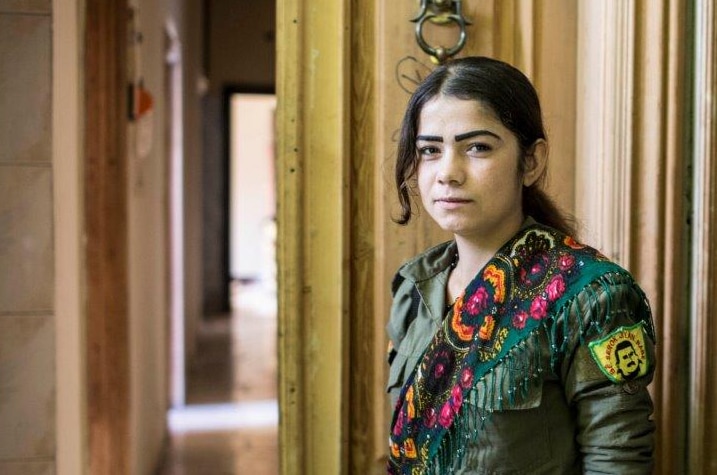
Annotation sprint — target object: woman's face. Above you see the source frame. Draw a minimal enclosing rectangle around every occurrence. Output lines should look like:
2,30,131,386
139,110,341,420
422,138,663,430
416,95,526,244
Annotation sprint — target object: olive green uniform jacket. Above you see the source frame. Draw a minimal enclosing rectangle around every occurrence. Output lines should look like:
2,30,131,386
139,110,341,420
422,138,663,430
387,231,656,474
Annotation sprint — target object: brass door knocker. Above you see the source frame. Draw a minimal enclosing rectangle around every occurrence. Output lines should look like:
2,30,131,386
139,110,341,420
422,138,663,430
411,0,472,64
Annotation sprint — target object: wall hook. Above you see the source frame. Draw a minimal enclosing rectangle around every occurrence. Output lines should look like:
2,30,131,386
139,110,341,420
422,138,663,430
411,0,472,64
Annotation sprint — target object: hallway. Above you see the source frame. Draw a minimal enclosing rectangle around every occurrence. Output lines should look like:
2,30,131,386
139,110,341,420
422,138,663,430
157,283,278,475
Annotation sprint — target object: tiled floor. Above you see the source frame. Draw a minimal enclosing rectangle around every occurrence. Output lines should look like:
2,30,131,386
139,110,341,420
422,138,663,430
157,283,278,475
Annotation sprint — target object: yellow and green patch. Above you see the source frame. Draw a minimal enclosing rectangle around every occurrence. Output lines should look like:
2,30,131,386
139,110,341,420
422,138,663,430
588,322,649,383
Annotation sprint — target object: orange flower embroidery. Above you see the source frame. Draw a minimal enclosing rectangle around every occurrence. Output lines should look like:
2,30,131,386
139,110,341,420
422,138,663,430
451,296,474,341
390,442,400,458
406,386,415,419
483,264,506,303
478,315,495,341
404,438,417,459
563,235,585,249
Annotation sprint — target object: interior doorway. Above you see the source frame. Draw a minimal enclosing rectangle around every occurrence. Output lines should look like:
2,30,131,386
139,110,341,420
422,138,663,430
229,91,277,289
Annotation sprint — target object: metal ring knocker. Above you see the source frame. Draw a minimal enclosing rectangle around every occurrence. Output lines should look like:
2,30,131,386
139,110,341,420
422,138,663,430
411,0,472,64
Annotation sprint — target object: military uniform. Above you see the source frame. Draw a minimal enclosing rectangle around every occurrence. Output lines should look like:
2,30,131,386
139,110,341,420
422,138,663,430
387,222,656,474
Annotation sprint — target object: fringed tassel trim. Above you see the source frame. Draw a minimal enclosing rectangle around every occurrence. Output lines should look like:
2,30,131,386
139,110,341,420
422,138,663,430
425,271,650,473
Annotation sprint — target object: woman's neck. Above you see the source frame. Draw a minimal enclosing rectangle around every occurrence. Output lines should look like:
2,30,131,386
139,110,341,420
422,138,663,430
446,218,526,303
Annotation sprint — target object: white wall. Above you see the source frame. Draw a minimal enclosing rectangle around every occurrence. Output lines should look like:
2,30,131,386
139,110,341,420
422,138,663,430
230,94,276,280
127,1,205,473
127,2,171,473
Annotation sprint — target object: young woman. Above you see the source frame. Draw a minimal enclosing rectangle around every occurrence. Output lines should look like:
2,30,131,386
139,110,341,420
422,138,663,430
386,57,656,474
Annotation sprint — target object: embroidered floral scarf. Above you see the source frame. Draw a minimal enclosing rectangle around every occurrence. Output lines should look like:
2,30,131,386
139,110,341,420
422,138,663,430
387,224,646,474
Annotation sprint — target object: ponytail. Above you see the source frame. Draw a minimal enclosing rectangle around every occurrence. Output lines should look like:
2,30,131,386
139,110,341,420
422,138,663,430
522,186,576,237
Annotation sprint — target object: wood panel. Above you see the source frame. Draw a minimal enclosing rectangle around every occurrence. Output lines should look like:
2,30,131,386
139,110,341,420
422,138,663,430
276,0,350,473
275,0,305,472
689,1,717,472
84,0,130,474
532,1,577,215
347,0,380,472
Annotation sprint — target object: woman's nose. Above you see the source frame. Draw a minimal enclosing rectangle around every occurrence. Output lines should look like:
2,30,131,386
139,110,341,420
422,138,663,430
436,152,464,185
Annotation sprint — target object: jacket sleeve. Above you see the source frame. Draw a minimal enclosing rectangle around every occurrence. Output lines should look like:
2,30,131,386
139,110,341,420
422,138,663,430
386,270,441,408
559,275,657,474
385,271,420,402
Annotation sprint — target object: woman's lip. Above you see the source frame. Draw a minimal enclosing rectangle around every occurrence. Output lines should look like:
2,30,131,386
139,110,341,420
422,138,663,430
435,197,471,203
434,198,471,209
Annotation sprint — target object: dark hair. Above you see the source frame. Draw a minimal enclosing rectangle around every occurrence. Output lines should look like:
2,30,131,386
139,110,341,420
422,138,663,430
394,56,575,236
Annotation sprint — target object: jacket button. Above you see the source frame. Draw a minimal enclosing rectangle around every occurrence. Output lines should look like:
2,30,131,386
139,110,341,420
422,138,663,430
623,381,640,395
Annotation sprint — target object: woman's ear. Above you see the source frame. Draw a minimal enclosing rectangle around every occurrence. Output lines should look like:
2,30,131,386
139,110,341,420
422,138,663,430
522,139,548,187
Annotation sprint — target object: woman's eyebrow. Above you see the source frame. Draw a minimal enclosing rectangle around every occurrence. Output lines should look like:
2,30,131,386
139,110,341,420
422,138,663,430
416,135,443,142
455,129,500,142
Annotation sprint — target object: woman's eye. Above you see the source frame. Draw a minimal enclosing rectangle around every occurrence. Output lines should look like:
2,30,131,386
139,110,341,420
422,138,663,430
418,146,440,157
468,143,492,153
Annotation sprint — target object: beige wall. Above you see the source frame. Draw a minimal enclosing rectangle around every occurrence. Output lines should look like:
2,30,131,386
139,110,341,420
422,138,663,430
0,1,56,474
127,0,204,473
127,2,169,473
0,0,205,473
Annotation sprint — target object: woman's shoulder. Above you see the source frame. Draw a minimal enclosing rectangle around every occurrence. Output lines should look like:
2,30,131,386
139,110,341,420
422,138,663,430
392,240,456,291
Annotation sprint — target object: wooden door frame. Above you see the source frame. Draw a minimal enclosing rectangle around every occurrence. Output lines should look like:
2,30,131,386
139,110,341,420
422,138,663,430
276,0,351,473
84,0,130,473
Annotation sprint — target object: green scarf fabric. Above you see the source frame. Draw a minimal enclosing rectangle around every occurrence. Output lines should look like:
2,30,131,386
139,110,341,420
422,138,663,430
387,224,651,474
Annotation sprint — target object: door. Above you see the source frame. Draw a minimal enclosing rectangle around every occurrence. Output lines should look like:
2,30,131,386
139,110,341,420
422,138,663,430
275,2,580,473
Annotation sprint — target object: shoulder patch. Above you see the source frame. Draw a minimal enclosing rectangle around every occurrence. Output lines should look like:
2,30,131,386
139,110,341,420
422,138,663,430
588,322,649,383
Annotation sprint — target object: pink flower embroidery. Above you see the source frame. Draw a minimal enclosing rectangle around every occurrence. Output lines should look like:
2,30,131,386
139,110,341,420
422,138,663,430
530,297,548,320
393,410,405,435
434,362,446,380
460,368,474,389
558,254,575,271
451,385,463,409
545,275,566,301
423,407,437,428
512,310,529,329
465,286,489,315
438,401,455,427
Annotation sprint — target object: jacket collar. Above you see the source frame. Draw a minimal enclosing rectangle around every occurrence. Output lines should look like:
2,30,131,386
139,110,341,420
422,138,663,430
398,217,538,284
